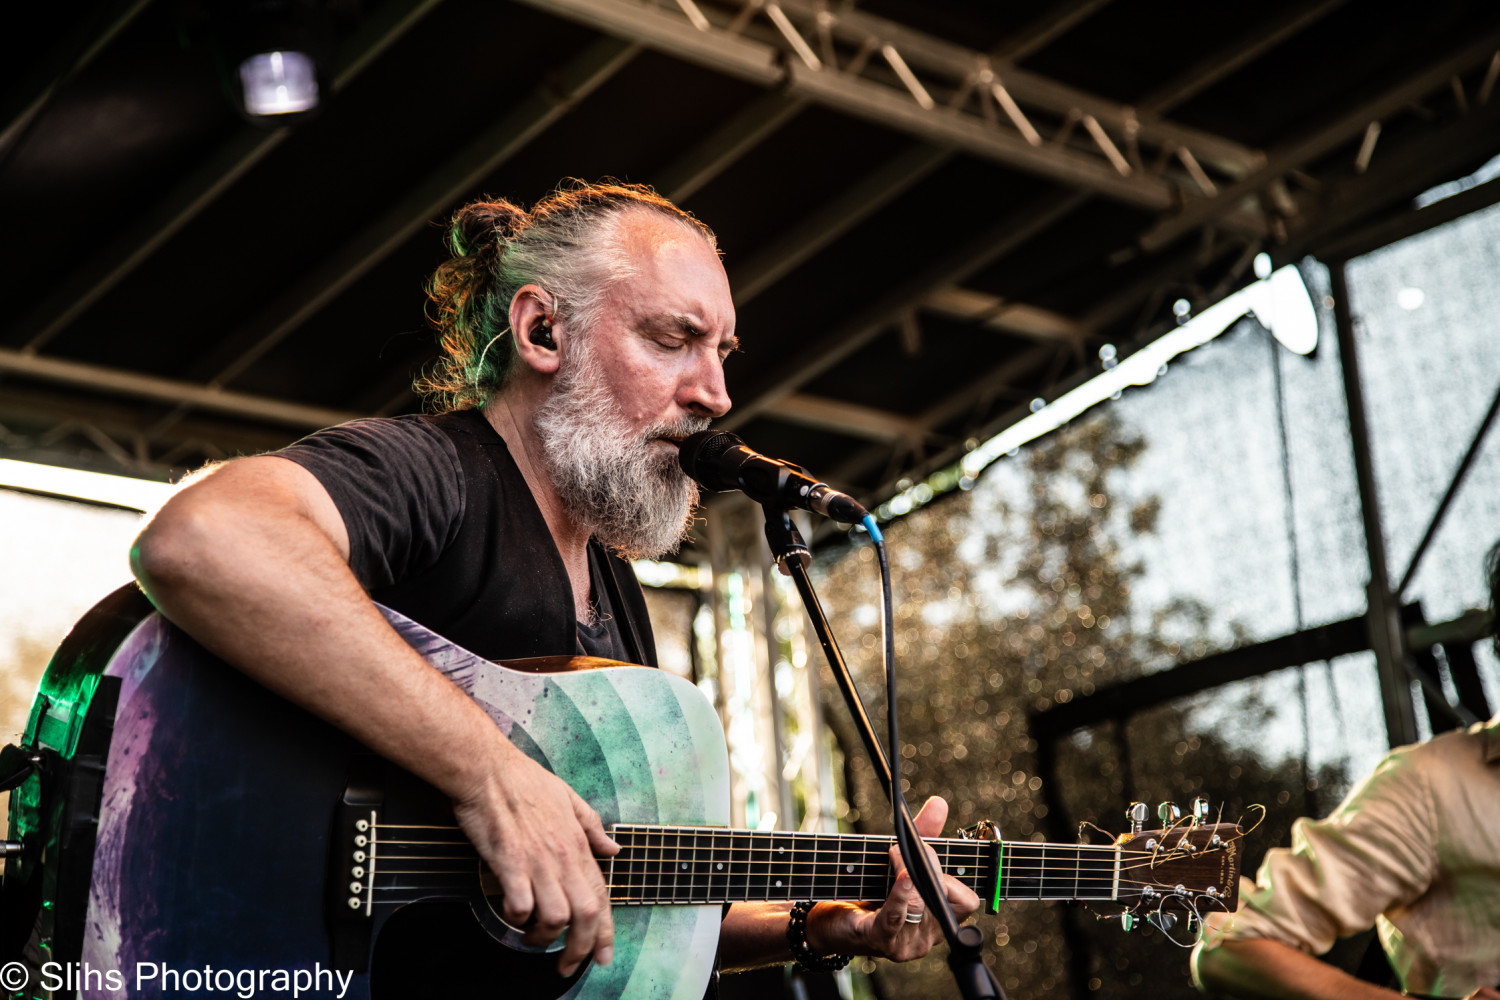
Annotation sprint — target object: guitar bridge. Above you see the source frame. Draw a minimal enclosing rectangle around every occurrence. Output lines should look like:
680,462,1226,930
326,757,384,974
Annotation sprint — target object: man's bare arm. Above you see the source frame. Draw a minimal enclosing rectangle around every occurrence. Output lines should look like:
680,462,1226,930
131,456,617,977
1195,939,1500,1000
1194,938,1402,1000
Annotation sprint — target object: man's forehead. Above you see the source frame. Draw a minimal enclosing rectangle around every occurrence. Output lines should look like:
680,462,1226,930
611,217,735,333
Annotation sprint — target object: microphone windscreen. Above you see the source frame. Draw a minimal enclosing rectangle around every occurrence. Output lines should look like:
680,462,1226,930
677,430,744,491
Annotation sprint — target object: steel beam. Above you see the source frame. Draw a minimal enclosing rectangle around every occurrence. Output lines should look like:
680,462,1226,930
923,287,1087,344
911,345,1058,439
8,0,448,354
729,143,953,305
0,386,300,466
518,0,1260,203
783,65,1177,210
1313,174,1500,264
658,92,810,202
1293,92,1500,262
992,0,1116,62
1027,605,1490,741
768,394,929,444
1136,0,1355,114
1029,614,1374,739
722,191,1090,432
0,347,361,431
824,344,1055,490
0,0,153,157
1397,378,1500,598
1080,239,1250,333
1139,29,1500,253
1329,260,1419,749
764,0,1260,177
514,0,781,84
13,135,290,353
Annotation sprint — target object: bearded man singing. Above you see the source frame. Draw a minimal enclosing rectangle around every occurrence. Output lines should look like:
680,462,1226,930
131,180,978,994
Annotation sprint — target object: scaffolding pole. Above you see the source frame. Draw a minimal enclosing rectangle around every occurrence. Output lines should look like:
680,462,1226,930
1329,260,1420,748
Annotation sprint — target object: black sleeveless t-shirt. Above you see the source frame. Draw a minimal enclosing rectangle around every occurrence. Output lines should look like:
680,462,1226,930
278,407,657,666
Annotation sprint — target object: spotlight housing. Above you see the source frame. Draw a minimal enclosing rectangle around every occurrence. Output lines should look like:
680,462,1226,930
238,49,319,116
209,0,330,126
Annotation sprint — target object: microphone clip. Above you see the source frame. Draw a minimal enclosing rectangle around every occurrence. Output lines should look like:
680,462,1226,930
762,506,812,575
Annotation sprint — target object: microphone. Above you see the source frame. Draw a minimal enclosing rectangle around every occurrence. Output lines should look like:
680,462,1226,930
678,430,870,522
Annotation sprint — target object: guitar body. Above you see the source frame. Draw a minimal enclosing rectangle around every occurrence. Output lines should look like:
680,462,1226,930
5,587,730,1000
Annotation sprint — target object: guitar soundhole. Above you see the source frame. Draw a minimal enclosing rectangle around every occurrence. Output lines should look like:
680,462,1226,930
476,867,566,955
369,897,585,1000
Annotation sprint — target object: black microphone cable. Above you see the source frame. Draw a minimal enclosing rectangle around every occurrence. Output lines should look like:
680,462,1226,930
865,512,1004,999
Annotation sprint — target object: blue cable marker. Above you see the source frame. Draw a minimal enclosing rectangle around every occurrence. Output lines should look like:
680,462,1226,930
861,514,884,544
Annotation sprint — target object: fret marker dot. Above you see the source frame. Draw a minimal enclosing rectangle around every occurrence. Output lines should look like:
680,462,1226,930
778,847,784,854
680,862,688,870
845,864,854,873
957,867,966,875
775,880,782,887
716,863,723,870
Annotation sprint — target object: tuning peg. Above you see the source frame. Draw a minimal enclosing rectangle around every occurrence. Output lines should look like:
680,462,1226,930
1157,801,1182,825
1191,796,1211,825
1120,912,1136,932
1151,912,1178,934
1126,801,1149,834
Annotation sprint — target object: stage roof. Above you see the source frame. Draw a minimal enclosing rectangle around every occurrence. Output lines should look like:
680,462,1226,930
4,0,1499,522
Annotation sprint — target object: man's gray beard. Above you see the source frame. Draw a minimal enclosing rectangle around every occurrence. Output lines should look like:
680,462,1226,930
533,348,707,560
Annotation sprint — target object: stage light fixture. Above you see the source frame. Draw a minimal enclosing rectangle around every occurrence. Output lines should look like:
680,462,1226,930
238,49,319,116
205,0,330,125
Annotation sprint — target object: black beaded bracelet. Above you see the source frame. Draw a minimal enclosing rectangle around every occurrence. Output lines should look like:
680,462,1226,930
786,900,852,973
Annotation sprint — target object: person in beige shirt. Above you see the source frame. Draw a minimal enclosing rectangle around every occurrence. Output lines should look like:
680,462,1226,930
1191,711,1500,999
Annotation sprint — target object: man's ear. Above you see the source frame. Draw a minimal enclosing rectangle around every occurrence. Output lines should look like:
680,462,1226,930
510,284,561,375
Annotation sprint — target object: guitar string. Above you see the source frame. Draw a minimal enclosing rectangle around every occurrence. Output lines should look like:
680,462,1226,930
362,848,1174,869
374,820,1214,845
374,820,1236,843
374,820,1231,844
370,823,1237,864
365,880,1197,906
366,869,1206,881
359,853,1145,876
370,825,1228,862
364,844,1222,876
361,840,1216,885
363,824,1236,891
361,856,1216,893
364,840,1225,874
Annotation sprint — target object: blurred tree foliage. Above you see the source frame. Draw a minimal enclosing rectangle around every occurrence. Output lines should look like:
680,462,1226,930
809,412,1346,1000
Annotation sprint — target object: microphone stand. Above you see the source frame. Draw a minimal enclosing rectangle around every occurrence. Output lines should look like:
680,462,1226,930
761,506,1002,1000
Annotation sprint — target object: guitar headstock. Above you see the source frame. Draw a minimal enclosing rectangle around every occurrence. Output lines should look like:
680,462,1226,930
1113,821,1241,915
1088,795,1244,938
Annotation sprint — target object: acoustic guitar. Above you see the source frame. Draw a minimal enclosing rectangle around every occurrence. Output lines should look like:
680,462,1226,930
2,585,1240,999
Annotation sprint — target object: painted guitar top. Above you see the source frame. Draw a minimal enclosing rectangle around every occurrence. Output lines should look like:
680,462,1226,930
3,586,1239,1000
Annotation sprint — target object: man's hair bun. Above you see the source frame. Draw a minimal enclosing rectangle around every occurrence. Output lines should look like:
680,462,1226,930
449,200,530,259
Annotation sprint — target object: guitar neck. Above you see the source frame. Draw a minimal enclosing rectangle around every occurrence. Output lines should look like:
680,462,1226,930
607,825,1125,911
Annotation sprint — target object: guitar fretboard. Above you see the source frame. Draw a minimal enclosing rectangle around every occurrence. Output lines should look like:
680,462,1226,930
606,825,1124,908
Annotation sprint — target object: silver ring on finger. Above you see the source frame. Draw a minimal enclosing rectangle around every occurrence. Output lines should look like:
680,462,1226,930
903,909,924,924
